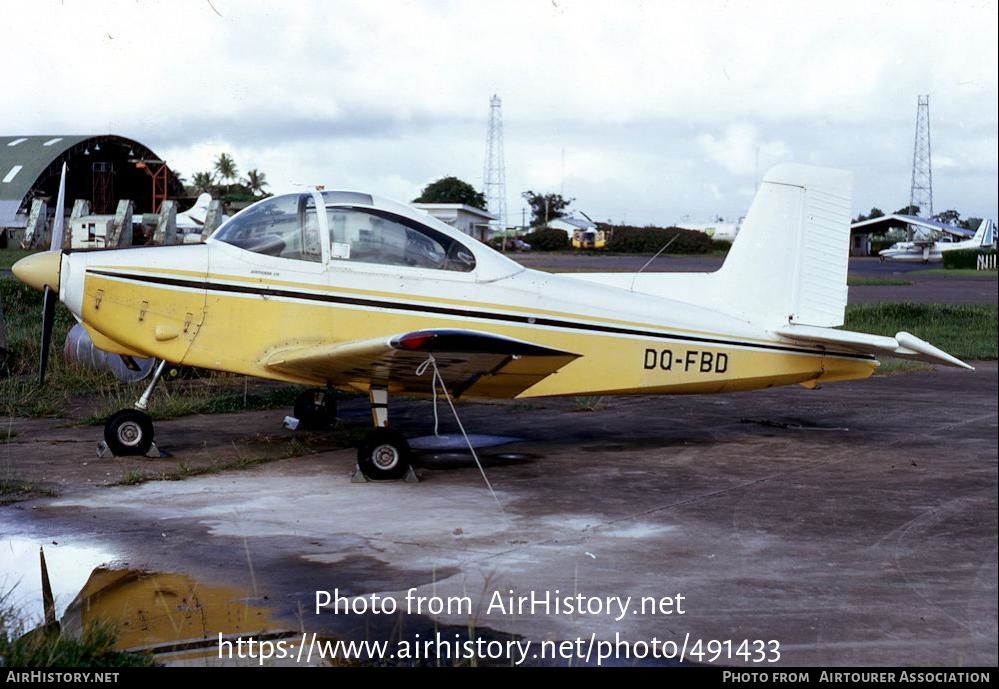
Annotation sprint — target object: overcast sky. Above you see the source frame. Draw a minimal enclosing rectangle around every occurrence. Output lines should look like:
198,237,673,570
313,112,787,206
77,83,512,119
5,0,997,226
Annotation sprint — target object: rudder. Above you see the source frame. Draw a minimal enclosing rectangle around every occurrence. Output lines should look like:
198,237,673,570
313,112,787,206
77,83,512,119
714,164,853,328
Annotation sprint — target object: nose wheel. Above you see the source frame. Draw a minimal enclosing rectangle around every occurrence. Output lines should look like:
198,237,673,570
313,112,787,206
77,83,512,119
103,409,154,456
99,359,168,458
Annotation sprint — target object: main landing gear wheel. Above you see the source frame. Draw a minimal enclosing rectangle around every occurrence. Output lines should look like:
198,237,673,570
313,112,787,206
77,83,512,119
104,409,154,456
357,428,411,481
294,389,338,430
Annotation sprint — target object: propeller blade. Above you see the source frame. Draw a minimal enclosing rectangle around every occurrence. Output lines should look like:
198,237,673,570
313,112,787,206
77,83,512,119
39,285,56,384
50,162,67,251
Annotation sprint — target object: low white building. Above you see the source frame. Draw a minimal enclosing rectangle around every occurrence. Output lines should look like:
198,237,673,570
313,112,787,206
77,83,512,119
675,220,741,242
412,203,495,242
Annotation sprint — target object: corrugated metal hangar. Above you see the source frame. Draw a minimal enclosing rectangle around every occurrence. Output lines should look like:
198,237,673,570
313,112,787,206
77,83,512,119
0,134,182,243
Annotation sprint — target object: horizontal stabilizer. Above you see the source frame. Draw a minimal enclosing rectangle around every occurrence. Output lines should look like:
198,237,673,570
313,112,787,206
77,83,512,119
776,324,973,370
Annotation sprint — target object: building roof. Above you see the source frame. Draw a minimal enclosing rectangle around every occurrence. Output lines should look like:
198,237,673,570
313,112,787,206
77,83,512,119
850,214,974,239
1,135,163,226
412,202,496,220
548,216,597,230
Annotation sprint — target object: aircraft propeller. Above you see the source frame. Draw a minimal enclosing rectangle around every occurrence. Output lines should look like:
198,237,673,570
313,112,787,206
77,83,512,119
38,162,67,384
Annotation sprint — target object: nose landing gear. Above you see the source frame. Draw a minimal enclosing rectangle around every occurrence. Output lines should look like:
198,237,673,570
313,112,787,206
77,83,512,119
100,359,169,458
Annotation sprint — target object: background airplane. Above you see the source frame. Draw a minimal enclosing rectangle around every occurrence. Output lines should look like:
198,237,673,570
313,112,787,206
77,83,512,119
12,164,972,480
877,218,995,263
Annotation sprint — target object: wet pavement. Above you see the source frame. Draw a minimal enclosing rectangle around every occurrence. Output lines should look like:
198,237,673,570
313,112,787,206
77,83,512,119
3,362,996,666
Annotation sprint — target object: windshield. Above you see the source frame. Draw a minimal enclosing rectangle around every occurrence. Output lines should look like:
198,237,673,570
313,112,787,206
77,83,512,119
213,194,321,262
327,206,475,272
215,193,476,272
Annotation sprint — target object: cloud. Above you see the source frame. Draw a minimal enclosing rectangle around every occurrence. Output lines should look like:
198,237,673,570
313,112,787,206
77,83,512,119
697,124,790,176
2,0,995,222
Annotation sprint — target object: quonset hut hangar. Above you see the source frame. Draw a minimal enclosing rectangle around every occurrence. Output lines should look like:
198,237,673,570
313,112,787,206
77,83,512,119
0,134,183,246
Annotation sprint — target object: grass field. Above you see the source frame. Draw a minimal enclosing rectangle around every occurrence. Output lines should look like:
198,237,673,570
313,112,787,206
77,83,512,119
842,302,997,360
0,248,36,271
846,277,913,286
918,268,998,278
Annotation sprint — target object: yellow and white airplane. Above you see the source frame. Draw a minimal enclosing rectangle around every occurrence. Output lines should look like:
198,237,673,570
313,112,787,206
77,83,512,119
13,164,972,479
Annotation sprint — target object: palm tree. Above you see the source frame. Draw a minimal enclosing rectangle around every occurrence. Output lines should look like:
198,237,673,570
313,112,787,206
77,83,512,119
191,171,216,195
213,153,238,191
243,168,269,197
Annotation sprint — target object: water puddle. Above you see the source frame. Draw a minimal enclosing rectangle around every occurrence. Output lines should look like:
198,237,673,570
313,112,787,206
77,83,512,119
408,433,524,450
1,534,116,622
61,567,307,665
2,534,340,665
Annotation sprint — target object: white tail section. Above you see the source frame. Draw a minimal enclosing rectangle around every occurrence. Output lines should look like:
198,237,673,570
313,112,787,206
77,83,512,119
563,163,855,329
562,163,972,368
714,164,853,327
972,218,994,247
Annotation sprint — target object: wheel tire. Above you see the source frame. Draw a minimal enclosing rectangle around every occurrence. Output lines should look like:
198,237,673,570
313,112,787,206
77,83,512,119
104,409,154,456
294,389,338,430
357,428,411,481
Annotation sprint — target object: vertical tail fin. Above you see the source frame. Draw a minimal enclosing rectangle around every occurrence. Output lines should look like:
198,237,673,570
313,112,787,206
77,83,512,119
972,218,994,247
714,164,853,328
561,163,855,330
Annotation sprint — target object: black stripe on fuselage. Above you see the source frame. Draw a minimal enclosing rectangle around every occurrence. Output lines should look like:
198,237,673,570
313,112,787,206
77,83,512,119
86,269,875,361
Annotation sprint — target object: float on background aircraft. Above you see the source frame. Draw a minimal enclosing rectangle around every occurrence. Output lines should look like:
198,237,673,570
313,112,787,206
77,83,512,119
877,218,995,263
12,163,973,480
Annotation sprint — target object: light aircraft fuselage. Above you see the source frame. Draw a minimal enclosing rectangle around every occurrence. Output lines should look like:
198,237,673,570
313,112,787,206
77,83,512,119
13,164,971,476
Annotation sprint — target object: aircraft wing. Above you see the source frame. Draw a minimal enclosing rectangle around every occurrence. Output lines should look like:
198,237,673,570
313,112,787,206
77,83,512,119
775,324,974,370
264,329,580,397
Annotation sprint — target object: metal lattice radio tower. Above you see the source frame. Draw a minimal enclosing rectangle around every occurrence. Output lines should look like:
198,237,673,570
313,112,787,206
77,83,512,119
909,94,933,218
483,94,507,233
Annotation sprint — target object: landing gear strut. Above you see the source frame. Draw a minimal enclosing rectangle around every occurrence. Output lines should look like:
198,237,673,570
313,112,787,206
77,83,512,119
293,388,338,430
355,386,413,481
101,359,168,457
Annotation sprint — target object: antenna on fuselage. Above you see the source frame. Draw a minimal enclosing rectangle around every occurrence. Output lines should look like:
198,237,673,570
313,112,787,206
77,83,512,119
630,233,679,292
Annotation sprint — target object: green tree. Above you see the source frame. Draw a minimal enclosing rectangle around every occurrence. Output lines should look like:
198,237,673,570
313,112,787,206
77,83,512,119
854,207,885,223
605,225,715,254
213,153,238,190
243,168,269,197
414,176,486,210
894,204,920,216
932,209,961,225
960,216,984,231
521,226,570,251
521,191,574,226
167,169,186,198
191,171,217,195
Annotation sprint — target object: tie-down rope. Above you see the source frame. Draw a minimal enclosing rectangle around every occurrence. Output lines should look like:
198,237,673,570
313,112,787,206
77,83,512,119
416,355,503,512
